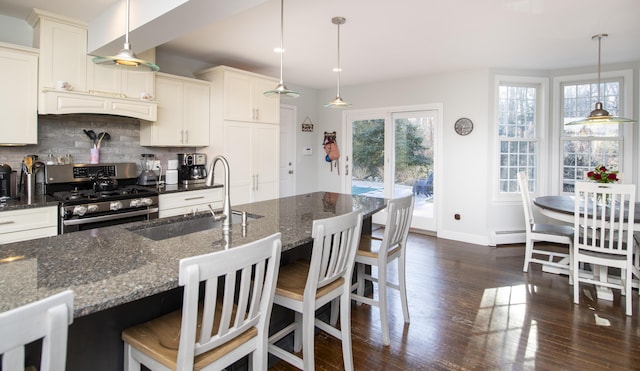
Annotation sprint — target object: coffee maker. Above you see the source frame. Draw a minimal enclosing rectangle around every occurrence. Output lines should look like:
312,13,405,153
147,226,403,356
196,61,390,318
177,153,207,185
0,163,16,200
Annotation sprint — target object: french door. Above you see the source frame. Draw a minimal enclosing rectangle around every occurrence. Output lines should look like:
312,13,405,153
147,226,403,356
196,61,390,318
343,105,439,231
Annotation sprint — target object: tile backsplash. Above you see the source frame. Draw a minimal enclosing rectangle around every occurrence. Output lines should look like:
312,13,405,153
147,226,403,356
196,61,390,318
0,114,197,173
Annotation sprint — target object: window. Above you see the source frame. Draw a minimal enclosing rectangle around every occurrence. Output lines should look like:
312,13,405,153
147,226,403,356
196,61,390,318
560,78,625,192
497,81,542,193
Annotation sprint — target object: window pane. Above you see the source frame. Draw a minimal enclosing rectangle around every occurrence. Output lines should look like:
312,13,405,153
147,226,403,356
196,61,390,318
560,78,624,193
498,83,539,193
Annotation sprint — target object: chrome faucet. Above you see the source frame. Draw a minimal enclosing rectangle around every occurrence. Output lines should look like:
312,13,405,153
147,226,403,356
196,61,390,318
206,155,231,231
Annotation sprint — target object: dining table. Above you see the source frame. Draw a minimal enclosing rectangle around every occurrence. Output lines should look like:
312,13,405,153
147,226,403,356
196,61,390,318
533,194,640,301
533,195,640,227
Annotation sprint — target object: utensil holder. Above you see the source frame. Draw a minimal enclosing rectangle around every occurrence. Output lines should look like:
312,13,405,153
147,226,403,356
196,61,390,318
90,148,100,164
25,173,34,204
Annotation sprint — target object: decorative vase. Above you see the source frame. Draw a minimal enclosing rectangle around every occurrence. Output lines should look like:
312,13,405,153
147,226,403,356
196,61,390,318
90,148,100,164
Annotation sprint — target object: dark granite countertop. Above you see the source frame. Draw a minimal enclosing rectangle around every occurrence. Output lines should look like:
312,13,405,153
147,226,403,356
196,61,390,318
0,194,58,211
0,192,386,317
150,182,223,194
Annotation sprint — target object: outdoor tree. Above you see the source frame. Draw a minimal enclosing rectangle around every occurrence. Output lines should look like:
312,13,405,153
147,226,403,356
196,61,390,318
352,118,431,184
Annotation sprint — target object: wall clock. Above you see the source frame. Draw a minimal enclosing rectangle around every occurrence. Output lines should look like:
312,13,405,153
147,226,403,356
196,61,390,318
454,117,473,136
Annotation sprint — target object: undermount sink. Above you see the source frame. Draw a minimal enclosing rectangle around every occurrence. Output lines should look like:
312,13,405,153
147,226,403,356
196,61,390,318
127,212,260,241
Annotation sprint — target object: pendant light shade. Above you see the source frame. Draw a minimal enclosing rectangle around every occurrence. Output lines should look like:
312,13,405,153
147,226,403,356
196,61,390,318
93,0,159,72
325,17,351,108
567,34,635,125
264,0,299,98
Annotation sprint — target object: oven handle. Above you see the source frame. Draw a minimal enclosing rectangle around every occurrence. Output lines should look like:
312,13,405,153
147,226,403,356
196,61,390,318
62,207,159,226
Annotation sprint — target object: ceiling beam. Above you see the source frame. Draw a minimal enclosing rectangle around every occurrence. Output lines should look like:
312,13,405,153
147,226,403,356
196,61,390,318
87,0,268,56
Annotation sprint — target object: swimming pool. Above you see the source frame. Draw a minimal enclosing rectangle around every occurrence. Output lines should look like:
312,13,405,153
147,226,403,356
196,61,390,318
351,186,377,195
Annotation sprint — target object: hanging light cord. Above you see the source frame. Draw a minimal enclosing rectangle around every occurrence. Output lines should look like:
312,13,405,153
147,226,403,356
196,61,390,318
124,0,131,48
278,0,285,84
335,19,342,97
594,33,607,104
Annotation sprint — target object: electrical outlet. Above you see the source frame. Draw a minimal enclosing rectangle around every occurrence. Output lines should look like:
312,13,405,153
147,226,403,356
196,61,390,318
152,160,161,170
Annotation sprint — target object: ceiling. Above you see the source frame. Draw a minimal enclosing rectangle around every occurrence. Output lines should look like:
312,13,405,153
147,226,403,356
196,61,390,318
2,0,640,90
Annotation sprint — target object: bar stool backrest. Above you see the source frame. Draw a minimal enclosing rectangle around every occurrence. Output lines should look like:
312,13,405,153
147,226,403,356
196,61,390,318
0,290,74,371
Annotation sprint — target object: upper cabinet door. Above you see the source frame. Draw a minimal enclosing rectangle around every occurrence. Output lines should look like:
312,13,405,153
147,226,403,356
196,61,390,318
0,43,39,145
140,73,210,147
252,77,280,124
223,71,253,122
31,11,87,92
221,69,280,124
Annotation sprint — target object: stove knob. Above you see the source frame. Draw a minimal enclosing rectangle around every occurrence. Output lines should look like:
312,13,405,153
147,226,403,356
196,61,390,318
73,205,87,216
140,198,153,206
110,201,123,211
130,199,140,207
87,204,99,213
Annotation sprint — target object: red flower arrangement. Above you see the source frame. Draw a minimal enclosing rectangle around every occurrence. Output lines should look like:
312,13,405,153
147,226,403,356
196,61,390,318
587,165,619,183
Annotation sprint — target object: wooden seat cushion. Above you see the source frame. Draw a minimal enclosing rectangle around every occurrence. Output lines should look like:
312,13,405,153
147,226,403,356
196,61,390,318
122,303,257,371
357,235,401,259
275,260,345,301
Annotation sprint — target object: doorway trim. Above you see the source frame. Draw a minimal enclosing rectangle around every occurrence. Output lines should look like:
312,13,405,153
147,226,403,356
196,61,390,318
280,104,297,197
341,103,443,233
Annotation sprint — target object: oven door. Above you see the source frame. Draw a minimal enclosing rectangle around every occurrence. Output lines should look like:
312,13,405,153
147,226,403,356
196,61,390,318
61,207,159,234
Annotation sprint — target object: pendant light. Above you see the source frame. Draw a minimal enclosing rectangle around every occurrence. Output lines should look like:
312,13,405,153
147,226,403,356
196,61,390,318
93,0,159,72
264,0,300,98
567,34,635,125
325,17,351,108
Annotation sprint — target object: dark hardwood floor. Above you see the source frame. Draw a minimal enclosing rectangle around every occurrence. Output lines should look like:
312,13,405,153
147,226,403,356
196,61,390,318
269,231,640,370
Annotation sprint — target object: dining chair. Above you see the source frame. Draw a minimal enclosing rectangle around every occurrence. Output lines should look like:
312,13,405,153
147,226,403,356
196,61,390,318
517,171,574,275
573,182,639,316
0,289,74,371
121,232,282,371
350,194,414,346
268,210,363,371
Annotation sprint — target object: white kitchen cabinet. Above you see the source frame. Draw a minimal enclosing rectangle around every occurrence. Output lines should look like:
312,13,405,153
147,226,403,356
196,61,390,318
28,9,87,97
140,73,210,147
224,121,279,205
159,188,223,218
0,206,58,244
196,65,280,124
0,42,39,145
28,9,157,120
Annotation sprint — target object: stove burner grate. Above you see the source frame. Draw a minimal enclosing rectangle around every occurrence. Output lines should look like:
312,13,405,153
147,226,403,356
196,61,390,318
53,186,157,203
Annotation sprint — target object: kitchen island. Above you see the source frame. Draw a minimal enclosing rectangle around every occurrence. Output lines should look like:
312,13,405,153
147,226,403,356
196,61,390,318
0,192,386,370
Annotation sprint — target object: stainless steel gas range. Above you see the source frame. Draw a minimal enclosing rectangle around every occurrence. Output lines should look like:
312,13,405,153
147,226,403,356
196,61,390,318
44,163,159,234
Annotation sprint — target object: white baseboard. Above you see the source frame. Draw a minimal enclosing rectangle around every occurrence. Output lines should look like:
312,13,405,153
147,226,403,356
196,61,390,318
489,230,525,246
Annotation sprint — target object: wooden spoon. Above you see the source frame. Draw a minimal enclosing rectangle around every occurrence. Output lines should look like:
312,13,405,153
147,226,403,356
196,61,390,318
24,156,33,174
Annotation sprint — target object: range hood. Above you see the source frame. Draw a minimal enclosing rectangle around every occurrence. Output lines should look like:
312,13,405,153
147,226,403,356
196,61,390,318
38,88,157,121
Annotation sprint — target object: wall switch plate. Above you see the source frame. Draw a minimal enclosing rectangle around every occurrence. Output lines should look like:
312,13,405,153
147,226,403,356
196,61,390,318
303,147,312,156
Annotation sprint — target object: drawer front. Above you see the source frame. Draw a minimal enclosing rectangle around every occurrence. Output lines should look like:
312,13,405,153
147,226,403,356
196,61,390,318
0,206,58,242
159,189,223,216
158,200,223,219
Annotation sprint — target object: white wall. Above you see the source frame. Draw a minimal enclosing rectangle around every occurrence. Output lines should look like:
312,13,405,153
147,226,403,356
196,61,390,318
285,83,319,195
0,15,33,46
307,69,493,245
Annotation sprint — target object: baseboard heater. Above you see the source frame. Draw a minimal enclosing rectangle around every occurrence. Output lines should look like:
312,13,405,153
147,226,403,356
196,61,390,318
490,230,525,246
